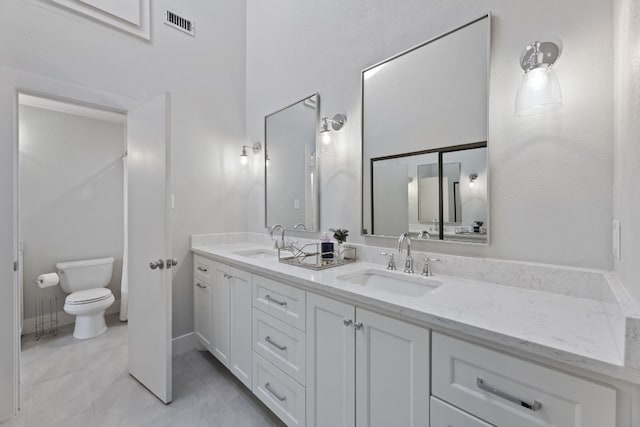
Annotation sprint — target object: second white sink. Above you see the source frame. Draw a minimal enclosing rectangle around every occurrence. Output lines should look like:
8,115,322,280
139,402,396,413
337,269,441,297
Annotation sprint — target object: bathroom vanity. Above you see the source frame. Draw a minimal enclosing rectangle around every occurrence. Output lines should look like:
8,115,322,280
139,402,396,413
191,235,640,427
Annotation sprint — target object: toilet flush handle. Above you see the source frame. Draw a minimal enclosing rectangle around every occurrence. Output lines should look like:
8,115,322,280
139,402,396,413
149,259,165,270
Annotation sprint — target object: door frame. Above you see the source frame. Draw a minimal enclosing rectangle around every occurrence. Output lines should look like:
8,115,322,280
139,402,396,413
2,66,155,420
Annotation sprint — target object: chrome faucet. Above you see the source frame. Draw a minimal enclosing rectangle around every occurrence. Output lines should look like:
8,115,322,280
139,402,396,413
269,224,286,249
398,232,414,274
294,223,307,231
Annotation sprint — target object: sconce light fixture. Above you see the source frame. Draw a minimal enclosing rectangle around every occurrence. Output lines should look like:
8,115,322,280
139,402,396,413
320,113,347,145
515,41,562,116
469,173,478,187
240,142,262,165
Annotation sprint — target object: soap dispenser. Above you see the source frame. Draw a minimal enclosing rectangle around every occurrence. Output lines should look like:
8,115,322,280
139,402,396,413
320,232,334,261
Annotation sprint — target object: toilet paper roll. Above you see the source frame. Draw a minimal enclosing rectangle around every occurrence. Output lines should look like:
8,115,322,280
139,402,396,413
36,273,59,289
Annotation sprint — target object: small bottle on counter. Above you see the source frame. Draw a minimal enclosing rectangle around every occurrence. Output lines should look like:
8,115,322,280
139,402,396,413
320,232,334,262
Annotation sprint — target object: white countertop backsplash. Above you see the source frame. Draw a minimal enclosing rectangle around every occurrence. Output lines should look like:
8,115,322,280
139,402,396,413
190,232,640,383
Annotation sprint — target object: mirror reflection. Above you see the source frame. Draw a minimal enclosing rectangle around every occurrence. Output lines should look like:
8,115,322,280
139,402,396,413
362,15,490,243
371,144,487,242
265,94,320,232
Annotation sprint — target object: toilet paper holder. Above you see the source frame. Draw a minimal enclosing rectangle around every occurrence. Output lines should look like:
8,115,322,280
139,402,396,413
33,280,58,340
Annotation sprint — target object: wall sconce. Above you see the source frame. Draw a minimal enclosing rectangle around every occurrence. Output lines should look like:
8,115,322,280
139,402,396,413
320,113,347,145
515,41,562,116
469,173,478,187
240,142,262,165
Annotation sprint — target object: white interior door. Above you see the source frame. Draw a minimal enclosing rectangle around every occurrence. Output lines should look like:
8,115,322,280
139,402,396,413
127,93,172,404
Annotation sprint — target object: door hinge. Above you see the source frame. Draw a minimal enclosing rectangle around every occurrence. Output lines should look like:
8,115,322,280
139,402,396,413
13,261,18,272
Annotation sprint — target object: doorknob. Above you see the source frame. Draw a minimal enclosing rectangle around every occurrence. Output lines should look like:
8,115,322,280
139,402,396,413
149,259,165,270
166,258,178,269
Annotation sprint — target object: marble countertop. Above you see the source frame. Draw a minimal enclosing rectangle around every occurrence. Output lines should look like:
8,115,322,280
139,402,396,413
191,242,638,384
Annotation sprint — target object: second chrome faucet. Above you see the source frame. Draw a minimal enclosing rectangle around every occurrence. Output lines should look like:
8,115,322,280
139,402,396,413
398,232,414,274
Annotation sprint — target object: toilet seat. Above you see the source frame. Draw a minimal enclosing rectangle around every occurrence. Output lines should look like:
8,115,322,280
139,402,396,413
65,288,113,305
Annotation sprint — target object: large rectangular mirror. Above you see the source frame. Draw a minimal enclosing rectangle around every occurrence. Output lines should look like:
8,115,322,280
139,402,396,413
362,15,490,243
265,94,320,231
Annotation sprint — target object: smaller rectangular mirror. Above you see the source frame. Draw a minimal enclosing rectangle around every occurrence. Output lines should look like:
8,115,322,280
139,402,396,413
265,94,320,232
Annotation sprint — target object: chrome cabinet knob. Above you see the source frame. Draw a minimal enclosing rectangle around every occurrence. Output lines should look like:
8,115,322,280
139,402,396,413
166,258,178,269
343,318,353,327
149,259,165,270
354,321,364,330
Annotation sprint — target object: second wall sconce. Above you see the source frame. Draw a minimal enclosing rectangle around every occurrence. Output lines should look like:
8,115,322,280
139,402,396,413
240,142,262,165
515,41,562,116
320,113,347,145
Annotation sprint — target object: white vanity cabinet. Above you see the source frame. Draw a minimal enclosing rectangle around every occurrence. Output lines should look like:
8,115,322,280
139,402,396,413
193,279,213,350
192,255,252,388
306,293,430,427
251,275,308,427
432,332,617,427
193,255,214,351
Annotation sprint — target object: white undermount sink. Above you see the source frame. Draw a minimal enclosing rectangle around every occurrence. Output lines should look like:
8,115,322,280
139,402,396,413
337,269,441,297
232,249,278,260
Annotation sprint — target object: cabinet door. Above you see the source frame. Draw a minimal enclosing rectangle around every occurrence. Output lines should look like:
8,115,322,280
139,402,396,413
193,280,213,350
306,293,356,427
212,263,231,368
355,308,429,427
230,267,252,388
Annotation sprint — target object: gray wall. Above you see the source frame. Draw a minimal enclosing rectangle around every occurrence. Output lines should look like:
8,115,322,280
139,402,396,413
245,0,614,270
614,0,640,306
19,105,124,320
0,0,247,339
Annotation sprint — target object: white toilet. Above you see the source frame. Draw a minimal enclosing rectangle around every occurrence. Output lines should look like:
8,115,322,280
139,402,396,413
56,257,116,339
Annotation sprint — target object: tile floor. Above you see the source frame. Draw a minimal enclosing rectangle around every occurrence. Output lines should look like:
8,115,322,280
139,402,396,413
2,315,284,427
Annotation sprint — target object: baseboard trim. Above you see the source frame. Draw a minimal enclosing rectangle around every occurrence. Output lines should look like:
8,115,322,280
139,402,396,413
172,332,195,356
22,299,121,335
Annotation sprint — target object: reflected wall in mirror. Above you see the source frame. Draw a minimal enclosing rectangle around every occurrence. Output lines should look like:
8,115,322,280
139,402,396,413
362,15,490,244
265,94,320,231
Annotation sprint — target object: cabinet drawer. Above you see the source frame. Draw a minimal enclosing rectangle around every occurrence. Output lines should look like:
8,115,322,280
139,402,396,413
253,353,306,427
430,397,491,427
253,275,305,331
193,255,214,282
432,333,616,427
253,308,306,385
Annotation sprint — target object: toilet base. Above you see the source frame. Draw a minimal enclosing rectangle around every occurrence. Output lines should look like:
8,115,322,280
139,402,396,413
72,311,108,339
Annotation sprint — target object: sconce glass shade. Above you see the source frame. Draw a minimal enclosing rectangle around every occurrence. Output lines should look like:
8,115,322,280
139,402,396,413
320,129,332,145
515,65,562,116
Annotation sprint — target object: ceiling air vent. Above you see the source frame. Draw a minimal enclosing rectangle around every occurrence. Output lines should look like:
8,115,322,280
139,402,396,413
164,10,195,36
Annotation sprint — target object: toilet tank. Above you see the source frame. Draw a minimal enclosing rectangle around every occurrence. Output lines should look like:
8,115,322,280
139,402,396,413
56,257,115,293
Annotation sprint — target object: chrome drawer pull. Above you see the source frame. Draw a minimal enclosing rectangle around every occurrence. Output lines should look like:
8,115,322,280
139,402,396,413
265,336,287,351
197,266,208,272
196,283,206,289
476,378,542,412
265,382,286,402
265,294,287,306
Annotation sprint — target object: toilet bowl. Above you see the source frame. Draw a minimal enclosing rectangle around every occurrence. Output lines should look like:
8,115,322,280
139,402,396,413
56,257,115,339
63,288,115,339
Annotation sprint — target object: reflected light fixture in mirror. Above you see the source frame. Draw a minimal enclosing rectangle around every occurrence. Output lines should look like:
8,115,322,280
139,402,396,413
240,142,262,165
320,113,347,146
515,41,562,116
